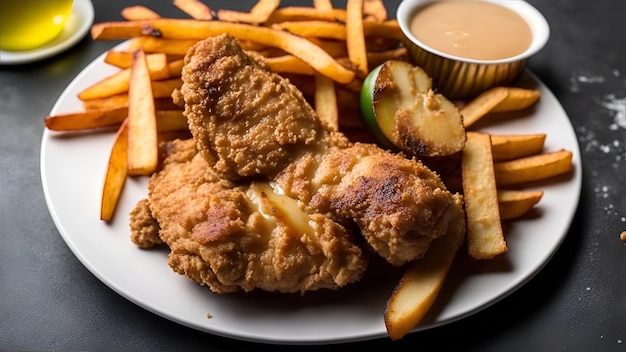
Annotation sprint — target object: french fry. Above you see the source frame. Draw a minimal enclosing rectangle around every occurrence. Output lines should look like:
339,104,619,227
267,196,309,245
367,47,408,69
490,88,541,113
155,110,188,131
83,95,180,111
45,108,185,132
490,133,546,161
128,36,198,55
460,86,509,128
498,189,544,220
78,53,169,100
462,132,507,260
142,19,356,83
363,0,387,22
265,7,346,23
91,21,146,40
120,5,161,20
217,0,280,24
104,50,134,68
152,78,182,98
346,0,368,78
314,74,339,131
45,107,127,131
313,0,333,11
93,19,356,83
272,21,347,40
494,149,573,186
101,119,128,221
265,55,316,75
167,59,184,77
384,221,465,340
173,0,215,20
126,49,158,176
362,20,402,40
83,93,129,110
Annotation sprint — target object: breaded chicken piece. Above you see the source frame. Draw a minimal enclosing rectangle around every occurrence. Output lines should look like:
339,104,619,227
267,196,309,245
143,139,367,294
175,34,465,267
179,34,329,181
274,143,465,266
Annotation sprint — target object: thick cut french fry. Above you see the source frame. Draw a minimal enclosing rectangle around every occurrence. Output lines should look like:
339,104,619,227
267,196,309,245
346,0,368,78
384,220,465,340
460,86,509,127
490,133,546,161
173,0,215,20
45,107,127,131
462,132,507,259
494,149,573,186
498,189,544,220
490,88,541,113
101,119,128,221
120,5,161,20
314,74,339,131
127,49,158,176
78,53,169,100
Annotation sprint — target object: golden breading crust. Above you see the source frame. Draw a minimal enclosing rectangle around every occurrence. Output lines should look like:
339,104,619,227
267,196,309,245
144,139,368,294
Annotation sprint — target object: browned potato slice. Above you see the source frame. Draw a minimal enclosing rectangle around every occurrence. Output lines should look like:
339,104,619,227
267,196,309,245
384,220,465,340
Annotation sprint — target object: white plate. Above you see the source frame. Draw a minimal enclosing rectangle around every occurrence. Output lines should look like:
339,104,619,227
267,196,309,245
0,0,94,65
41,45,582,344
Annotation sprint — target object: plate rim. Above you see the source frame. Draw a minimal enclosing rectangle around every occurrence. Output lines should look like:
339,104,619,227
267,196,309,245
40,43,582,345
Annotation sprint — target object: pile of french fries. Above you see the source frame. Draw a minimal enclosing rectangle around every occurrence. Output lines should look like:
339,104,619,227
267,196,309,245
44,0,574,341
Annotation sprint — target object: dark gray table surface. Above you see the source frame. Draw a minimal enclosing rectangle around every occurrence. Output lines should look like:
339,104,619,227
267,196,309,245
2,0,625,351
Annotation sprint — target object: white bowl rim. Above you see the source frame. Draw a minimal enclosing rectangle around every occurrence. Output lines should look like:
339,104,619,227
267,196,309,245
396,0,550,64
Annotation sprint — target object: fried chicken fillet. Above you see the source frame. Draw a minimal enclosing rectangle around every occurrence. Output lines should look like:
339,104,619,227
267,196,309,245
131,34,465,293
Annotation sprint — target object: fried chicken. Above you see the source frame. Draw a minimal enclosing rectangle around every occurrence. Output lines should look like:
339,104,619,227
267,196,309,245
135,138,367,294
131,34,465,293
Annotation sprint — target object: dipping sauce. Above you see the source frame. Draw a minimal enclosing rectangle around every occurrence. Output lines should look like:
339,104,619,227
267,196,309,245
409,0,532,61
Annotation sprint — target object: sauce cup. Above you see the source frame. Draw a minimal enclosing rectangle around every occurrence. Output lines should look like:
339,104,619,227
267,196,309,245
396,0,550,99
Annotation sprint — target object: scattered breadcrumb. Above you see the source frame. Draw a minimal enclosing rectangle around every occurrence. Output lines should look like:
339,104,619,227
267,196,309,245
206,312,212,319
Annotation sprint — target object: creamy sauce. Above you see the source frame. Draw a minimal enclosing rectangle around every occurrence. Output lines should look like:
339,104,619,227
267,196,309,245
409,1,532,60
